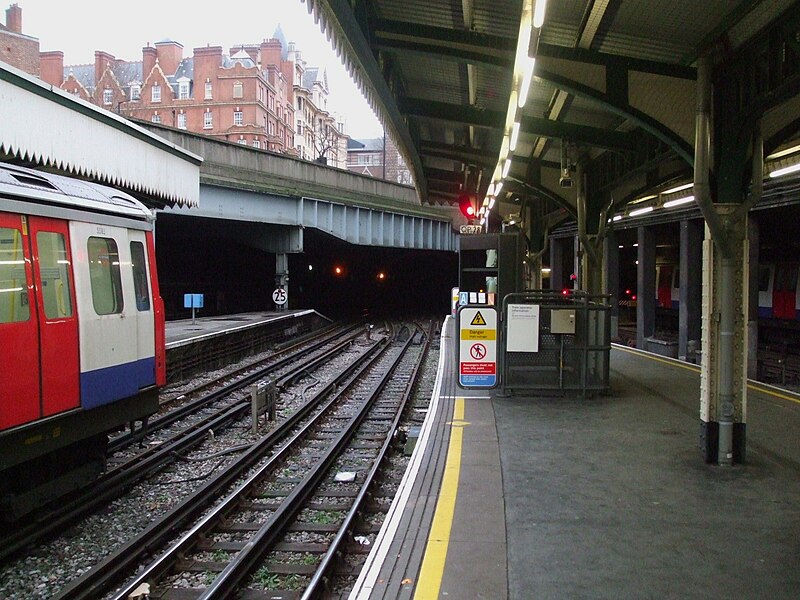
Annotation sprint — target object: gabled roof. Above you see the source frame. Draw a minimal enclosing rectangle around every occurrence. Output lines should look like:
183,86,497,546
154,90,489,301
350,138,383,152
227,49,256,68
64,63,95,92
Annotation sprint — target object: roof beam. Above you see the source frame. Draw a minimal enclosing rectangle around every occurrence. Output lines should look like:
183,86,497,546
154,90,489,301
535,68,694,165
372,19,696,80
371,19,514,68
399,97,639,152
537,43,696,80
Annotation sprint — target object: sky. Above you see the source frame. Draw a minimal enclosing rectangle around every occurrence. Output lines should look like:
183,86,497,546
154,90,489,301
12,0,384,139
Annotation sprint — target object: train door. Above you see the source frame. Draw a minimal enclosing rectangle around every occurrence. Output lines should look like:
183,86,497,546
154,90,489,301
772,264,798,320
657,265,674,308
28,216,80,416
757,265,773,317
0,213,39,429
73,222,140,409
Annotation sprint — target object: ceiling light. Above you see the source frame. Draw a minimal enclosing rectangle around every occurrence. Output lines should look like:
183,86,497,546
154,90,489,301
663,195,695,208
533,0,548,28
629,206,654,217
494,181,503,196
502,158,512,178
612,215,623,222
510,121,521,151
662,182,693,195
770,163,800,178
518,58,535,108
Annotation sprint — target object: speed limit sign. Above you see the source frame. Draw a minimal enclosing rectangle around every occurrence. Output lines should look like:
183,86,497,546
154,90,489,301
272,288,287,305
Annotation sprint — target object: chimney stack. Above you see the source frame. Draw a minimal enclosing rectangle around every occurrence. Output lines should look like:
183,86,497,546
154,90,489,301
40,51,64,86
5,3,21,33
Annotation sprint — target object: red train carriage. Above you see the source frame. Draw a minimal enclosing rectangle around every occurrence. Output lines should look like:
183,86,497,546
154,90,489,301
0,163,165,519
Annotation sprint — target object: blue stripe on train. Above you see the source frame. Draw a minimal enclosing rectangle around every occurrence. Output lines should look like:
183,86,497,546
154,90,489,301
758,306,773,318
80,357,156,409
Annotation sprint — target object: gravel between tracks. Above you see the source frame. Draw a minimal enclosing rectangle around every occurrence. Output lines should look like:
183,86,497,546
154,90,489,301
0,326,441,600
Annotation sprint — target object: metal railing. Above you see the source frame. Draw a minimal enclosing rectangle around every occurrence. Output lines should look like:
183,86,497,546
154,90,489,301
500,290,611,397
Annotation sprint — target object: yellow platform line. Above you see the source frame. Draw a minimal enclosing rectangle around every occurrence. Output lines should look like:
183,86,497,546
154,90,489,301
413,397,465,599
615,344,800,406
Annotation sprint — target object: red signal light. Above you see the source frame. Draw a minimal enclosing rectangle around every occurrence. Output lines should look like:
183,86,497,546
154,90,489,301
458,193,475,219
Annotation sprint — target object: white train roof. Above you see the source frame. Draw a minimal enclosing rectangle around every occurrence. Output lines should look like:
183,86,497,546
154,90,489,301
0,162,152,221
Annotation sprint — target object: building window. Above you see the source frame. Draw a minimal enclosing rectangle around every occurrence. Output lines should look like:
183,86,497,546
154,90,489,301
297,121,303,135
103,88,113,105
358,155,373,165
252,139,261,149
152,84,161,103
151,113,161,123
177,112,187,129
269,96,275,111
130,83,141,100
237,137,247,145
268,121,275,135
204,80,212,100
233,81,243,98
87,237,123,315
233,111,243,126
204,111,213,129
178,81,190,100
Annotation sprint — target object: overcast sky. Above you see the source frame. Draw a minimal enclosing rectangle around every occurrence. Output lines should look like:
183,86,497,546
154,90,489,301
12,0,384,139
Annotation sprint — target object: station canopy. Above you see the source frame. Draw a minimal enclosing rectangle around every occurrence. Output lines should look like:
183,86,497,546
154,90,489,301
305,0,800,223
0,61,201,209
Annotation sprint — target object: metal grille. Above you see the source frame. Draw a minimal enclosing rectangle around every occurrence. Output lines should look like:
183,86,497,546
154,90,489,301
501,291,611,396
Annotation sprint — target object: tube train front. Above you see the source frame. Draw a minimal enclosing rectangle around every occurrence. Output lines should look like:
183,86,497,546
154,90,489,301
0,163,165,520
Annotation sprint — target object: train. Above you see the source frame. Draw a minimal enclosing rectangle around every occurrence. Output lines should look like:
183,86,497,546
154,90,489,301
653,262,800,320
0,163,165,520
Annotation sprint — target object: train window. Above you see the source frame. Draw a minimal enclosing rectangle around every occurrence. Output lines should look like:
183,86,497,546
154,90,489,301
36,232,73,319
87,237,123,315
775,265,799,292
0,227,30,323
758,266,771,292
130,241,150,311
673,267,680,289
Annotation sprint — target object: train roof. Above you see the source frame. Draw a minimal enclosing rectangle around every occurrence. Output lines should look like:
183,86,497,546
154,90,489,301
0,163,153,221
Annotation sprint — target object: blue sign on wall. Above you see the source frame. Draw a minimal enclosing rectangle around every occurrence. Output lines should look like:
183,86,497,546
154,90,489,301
183,293,204,309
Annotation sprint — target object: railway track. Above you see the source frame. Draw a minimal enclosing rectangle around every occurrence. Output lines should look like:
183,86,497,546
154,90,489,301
0,323,368,564
50,321,431,600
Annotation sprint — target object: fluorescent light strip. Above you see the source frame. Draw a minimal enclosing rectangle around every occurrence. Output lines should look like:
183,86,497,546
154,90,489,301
662,182,693,195
629,206,654,217
533,0,548,28
663,195,694,208
510,122,521,151
770,163,800,178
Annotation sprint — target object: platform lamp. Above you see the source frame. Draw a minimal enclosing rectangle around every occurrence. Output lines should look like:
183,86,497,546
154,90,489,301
458,193,476,220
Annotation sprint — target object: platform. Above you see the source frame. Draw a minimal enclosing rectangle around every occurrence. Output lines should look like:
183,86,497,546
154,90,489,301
164,309,331,382
165,309,321,347
350,315,800,599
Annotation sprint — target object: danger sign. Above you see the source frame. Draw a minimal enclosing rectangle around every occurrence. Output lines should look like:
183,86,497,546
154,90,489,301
458,306,497,388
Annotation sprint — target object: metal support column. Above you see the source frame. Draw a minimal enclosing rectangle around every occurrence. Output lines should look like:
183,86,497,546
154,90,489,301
747,216,759,379
678,219,703,362
604,230,619,341
275,252,288,312
550,237,566,291
636,226,656,350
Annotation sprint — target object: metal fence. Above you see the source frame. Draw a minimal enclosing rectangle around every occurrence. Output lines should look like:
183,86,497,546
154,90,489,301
500,290,611,397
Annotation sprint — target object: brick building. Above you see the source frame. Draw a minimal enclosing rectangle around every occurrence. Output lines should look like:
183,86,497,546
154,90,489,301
0,3,38,76
347,136,412,185
3,4,349,168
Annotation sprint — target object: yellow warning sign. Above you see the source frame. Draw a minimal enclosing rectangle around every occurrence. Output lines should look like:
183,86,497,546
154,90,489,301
462,329,496,341
470,311,487,326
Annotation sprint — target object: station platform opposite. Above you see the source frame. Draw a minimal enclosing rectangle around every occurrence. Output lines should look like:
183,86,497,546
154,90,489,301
164,310,331,382
350,315,800,600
